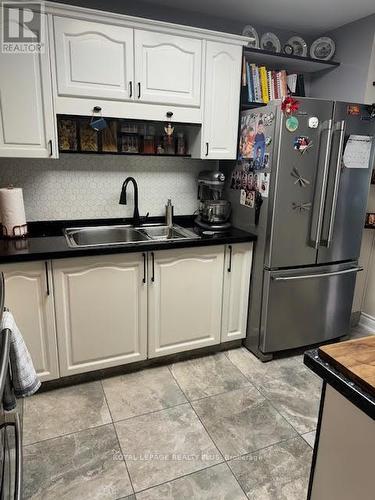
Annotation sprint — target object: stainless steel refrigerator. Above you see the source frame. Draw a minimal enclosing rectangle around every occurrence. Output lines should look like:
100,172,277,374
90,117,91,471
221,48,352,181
226,98,375,361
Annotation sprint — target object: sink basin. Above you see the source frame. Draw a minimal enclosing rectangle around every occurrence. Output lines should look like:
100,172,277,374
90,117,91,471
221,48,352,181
65,225,149,247
140,225,195,241
64,224,198,248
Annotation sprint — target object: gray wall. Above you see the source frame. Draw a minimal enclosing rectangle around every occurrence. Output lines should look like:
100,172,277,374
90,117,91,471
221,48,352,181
49,0,309,43
0,155,216,221
310,14,375,102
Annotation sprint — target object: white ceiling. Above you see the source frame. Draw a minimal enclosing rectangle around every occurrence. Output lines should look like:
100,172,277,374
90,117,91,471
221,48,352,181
143,0,375,34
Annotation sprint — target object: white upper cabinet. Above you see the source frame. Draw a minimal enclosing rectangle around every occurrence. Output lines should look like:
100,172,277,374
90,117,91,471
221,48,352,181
134,30,202,107
53,16,134,100
202,41,242,159
0,15,56,158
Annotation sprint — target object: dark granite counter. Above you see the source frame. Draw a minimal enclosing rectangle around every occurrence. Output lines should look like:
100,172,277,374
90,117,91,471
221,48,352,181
0,216,256,264
304,348,375,420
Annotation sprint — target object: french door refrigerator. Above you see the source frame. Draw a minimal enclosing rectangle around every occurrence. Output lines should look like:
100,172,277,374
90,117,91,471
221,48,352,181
227,98,375,360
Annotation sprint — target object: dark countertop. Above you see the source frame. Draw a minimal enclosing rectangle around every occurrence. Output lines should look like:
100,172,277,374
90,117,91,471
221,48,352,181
304,348,375,420
0,216,256,264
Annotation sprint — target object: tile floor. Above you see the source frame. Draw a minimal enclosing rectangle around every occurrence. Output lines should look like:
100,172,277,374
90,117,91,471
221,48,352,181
22,325,373,499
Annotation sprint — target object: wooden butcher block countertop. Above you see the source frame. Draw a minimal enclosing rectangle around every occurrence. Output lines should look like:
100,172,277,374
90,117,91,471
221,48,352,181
319,336,375,397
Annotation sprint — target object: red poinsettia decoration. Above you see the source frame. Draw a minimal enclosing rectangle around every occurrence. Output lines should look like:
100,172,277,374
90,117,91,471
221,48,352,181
281,97,300,115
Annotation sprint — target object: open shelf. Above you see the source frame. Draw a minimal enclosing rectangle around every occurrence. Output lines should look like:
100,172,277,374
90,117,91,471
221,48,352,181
243,47,340,74
241,102,267,110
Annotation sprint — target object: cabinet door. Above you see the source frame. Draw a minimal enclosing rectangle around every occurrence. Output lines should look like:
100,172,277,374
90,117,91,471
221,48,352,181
148,246,224,358
202,42,242,159
134,30,202,107
0,261,59,381
0,15,56,158
53,253,147,376
221,243,253,342
53,16,134,100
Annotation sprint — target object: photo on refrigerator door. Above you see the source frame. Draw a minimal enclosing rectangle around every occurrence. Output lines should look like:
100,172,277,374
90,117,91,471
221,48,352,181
239,113,269,169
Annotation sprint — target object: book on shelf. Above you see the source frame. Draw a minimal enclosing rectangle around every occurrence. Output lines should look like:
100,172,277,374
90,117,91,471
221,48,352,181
242,60,305,105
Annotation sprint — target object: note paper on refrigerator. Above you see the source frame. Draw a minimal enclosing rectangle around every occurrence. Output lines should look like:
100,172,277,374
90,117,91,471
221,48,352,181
343,135,373,169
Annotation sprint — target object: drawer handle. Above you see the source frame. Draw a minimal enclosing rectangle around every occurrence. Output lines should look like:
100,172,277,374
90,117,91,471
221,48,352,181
151,252,155,282
142,253,146,284
227,245,232,272
272,267,363,281
129,81,133,98
205,142,209,156
137,82,141,99
44,261,50,295
48,140,53,157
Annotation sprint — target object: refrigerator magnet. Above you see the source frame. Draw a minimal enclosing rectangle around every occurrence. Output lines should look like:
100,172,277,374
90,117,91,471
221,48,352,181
308,117,319,128
240,189,247,205
265,136,272,146
259,173,270,198
293,136,312,154
286,116,299,132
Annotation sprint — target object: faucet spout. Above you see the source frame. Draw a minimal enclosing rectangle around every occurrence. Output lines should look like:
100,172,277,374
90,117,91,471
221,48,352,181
119,177,141,226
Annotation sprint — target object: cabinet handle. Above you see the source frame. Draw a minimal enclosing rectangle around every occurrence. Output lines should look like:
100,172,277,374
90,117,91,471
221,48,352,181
48,140,53,157
205,142,209,156
151,252,155,282
129,81,133,98
227,245,232,273
44,261,50,295
142,253,146,283
137,82,141,99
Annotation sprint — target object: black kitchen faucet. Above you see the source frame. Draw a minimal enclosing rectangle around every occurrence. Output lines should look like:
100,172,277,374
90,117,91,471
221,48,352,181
119,177,148,226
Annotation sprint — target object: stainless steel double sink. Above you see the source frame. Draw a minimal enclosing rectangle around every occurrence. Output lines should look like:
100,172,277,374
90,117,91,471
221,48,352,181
64,223,199,248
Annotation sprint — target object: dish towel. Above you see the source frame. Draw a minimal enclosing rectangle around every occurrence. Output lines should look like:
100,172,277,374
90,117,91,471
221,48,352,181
1,310,41,410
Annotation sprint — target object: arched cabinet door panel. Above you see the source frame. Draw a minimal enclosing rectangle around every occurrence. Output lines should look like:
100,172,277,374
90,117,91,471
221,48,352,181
134,30,202,107
202,41,242,159
53,16,134,100
148,246,224,358
53,253,147,376
1,261,59,381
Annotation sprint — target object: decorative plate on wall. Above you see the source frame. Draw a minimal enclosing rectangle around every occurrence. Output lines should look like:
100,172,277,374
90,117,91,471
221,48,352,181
242,25,259,48
260,32,281,53
310,37,336,60
286,36,308,57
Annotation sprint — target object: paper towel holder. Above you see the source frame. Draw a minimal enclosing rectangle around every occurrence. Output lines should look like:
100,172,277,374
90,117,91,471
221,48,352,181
0,223,28,239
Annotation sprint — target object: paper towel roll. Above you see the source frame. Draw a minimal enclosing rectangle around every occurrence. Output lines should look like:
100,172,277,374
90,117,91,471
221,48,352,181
0,187,28,237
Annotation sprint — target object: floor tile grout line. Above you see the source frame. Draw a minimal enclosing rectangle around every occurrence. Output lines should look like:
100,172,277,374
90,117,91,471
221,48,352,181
23,420,115,448
100,379,136,497
223,349,318,437
112,400,189,425
131,460,228,496
167,365,227,464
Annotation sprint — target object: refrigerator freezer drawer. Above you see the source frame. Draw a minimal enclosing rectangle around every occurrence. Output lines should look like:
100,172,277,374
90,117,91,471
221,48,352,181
260,264,361,353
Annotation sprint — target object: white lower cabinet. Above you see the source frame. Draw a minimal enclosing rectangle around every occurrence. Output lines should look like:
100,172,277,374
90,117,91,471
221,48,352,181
148,246,225,358
0,261,59,381
0,244,251,380
221,243,253,342
53,253,147,376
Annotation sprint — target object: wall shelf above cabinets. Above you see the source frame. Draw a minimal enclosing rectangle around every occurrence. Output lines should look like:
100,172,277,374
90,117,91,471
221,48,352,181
243,47,340,74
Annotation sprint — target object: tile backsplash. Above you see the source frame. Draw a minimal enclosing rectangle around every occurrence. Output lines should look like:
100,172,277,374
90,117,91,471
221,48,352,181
0,155,217,221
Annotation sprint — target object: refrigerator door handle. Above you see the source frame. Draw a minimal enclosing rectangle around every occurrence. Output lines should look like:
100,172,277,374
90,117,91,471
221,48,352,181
272,266,363,281
312,119,334,249
326,120,346,247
